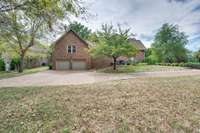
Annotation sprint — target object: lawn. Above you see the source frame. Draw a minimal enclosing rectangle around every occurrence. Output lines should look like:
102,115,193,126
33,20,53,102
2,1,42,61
1,76,200,132
98,64,186,73
0,67,48,80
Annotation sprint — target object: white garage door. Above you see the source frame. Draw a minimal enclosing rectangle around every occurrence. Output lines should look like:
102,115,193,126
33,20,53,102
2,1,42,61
72,60,87,70
56,61,70,70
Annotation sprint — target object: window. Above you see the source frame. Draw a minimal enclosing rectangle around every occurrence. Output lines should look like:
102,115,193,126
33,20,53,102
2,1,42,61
68,45,72,53
67,45,76,54
72,45,76,53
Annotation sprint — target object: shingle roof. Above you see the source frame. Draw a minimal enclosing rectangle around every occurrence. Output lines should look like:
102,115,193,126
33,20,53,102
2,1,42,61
53,30,89,47
129,38,146,50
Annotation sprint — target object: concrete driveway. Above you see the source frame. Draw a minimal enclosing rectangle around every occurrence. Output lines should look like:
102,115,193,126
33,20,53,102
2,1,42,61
0,71,131,87
1,69,200,87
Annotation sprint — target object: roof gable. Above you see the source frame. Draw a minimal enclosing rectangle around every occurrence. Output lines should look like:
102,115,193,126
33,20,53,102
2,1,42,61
54,30,89,47
129,38,146,50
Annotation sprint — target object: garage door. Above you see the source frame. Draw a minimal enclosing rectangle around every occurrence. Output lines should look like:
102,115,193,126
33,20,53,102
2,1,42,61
72,60,87,70
56,61,70,70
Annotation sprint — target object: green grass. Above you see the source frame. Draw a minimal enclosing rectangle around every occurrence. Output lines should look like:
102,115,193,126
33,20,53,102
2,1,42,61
98,64,186,73
0,67,48,80
1,76,200,132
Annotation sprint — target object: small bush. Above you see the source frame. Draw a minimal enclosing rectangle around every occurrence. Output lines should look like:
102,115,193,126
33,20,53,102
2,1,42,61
48,64,52,70
11,58,20,70
164,63,171,66
145,57,157,65
0,58,5,71
166,63,170,66
171,63,178,66
179,63,186,67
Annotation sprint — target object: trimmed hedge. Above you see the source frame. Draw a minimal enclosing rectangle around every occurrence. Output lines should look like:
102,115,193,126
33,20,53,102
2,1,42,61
185,63,200,69
157,62,200,69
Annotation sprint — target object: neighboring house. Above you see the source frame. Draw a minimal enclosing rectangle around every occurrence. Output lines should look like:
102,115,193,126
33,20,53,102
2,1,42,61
0,42,49,71
52,30,146,70
129,38,146,61
117,38,146,63
24,44,49,68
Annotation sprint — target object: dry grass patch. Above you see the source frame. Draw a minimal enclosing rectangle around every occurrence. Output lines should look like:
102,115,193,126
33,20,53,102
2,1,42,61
98,64,186,73
0,67,48,80
0,76,200,132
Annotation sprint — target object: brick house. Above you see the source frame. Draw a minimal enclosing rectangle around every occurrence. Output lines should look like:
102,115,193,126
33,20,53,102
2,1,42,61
52,30,146,70
129,38,146,61
117,38,146,63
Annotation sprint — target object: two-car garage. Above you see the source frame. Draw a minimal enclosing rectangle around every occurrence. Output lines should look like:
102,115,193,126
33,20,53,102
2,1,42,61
56,60,87,70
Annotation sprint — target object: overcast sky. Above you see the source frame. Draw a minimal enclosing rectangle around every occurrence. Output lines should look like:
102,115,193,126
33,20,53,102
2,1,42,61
73,0,200,51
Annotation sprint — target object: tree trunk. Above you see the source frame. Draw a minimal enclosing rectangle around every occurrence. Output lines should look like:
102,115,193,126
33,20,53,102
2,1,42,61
69,55,72,70
19,54,24,73
113,57,117,70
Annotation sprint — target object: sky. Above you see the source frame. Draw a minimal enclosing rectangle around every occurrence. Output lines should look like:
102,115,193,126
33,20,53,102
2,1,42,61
73,0,200,51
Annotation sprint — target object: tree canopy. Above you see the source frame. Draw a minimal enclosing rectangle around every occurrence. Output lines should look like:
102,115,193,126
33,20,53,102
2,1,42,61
195,49,200,62
152,23,188,63
90,24,137,70
67,21,91,40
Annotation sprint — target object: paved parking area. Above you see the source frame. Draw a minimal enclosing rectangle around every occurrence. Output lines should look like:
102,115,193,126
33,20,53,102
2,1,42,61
0,69,200,87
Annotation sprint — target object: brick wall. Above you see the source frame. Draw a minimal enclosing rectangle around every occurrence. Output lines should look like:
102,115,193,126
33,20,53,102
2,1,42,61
135,50,145,61
91,57,113,69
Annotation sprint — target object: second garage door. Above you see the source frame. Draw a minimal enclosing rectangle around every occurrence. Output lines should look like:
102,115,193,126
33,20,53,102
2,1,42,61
72,60,87,70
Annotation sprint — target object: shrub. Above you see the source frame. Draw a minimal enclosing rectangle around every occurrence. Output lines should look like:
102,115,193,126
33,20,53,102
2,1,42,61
179,63,186,67
11,58,20,70
171,63,178,66
157,62,200,69
0,58,5,71
145,57,157,65
185,62,200,69
48,64,52,70
164,63,170,66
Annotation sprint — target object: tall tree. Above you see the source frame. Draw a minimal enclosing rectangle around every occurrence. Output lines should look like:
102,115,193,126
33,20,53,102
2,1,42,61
195,49,200,62
144,48,159,64
0,0,86,72
152,23,188,63
88,32,99,43
0,40,5,56
67,21,91,39
90,24,137,70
